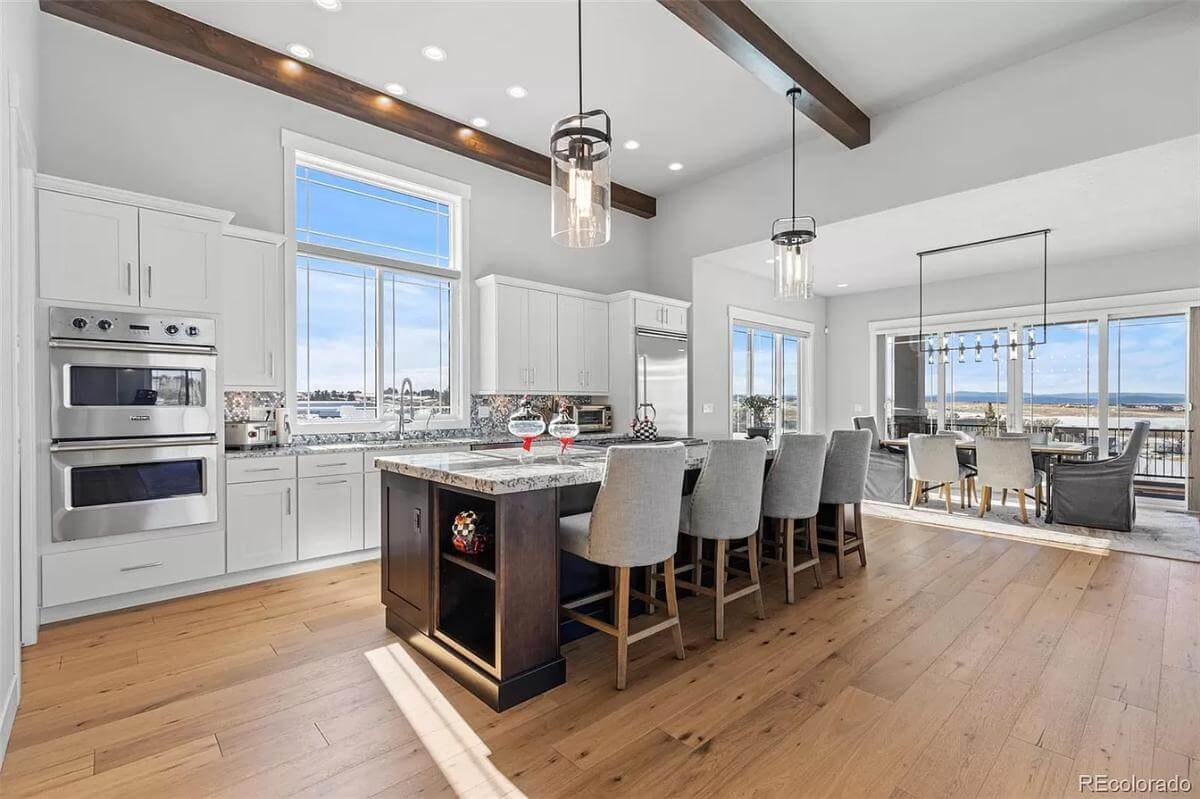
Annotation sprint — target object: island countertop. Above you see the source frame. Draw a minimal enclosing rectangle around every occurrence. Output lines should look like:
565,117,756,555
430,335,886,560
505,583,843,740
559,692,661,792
374,441,712,494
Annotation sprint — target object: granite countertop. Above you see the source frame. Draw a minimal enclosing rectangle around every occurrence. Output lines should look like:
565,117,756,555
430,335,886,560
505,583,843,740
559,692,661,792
375,441,712,495
223,431,639,460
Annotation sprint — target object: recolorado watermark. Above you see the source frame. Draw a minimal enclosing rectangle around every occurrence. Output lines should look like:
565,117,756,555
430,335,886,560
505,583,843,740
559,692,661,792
1079,774,1192,793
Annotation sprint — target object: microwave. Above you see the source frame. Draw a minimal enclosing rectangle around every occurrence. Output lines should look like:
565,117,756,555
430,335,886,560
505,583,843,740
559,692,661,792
572,404,612,433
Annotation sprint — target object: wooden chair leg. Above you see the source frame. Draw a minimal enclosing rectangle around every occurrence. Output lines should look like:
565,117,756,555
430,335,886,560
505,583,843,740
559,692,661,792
959,479,966,509
663,558,685,660
644,564,656,614
943,483,953,514
714,539,727,640
979,485,990,518
808,517,823,588
747,534,766,620
835,504,846,579
784,517,796,604
854,503,866,567
615,566,630,690
1035,483,1043,518
692,536,703,596
1017,490,1029,525
908,479,923,509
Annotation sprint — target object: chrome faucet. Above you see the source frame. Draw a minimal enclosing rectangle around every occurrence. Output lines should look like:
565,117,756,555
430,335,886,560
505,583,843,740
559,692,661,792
398,378,415,436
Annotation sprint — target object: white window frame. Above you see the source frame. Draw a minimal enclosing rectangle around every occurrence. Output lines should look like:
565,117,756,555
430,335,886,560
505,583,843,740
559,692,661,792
727,306,815,436
282,130,471,433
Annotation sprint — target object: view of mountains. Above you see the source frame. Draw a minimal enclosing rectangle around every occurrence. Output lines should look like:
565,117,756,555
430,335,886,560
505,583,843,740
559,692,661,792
932,391,1186,405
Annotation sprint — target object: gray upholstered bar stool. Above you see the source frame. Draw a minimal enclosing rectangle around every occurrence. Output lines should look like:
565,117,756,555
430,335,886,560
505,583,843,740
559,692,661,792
674,438,768,640
974,436,1044,524
819,429,872,578
761,433,826,603
908,433,973,514
559,443,687,690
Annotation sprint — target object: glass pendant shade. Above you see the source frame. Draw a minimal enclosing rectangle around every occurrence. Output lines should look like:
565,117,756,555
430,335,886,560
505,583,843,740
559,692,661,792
772,216,816,300
551,113,611,248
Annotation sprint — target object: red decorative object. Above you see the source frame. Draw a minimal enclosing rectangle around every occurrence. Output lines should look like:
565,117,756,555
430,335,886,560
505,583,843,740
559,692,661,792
451,510,491,555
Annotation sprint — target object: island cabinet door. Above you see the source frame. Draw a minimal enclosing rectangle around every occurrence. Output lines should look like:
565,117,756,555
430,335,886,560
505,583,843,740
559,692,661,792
382,472,432,633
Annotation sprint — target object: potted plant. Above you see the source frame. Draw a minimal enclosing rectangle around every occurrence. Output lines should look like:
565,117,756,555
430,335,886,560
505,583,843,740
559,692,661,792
741,394,778,441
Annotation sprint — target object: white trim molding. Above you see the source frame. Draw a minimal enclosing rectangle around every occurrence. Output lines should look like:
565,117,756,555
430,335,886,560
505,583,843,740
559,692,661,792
34,173,236,224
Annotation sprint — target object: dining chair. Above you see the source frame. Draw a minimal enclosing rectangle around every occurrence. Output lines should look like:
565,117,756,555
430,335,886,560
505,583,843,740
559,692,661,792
819,429,872,578
674,438,768,640
974,436,1044,524
559,443,687,689
1001,430,1050,509
936,429,977,507
761,433,826,603
1049,421,1149,532
907,434,972,514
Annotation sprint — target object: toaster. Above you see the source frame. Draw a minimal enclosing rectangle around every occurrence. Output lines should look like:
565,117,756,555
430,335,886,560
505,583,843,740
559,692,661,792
224,420,277,450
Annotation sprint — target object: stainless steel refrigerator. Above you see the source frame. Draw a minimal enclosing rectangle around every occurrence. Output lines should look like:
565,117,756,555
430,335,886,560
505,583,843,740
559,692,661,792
635,330,689,438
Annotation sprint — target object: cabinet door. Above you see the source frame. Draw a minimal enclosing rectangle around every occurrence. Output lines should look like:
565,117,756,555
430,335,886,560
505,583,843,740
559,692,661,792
663,305,689,334
634,299,664,330
38,190,139,305
139,208,221,312
526,289,558,393
221,237,283,389
363,469,382,549
582,299,610,393
556,295,586,393
227,479,297,573
298,474,364,559
494,284,530,393
382,472,430,633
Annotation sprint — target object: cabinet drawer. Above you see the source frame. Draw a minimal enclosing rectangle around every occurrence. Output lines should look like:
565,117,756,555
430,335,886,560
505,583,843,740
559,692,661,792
42,529,226,607
298,452,364,478
227,455,297,484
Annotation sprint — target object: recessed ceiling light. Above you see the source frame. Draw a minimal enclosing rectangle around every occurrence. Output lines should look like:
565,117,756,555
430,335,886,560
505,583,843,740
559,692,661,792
668,162,683,171
471,117,489,128
286,43,313,60
384,83,406,96
506,85,527,99
623,140,640,150
312,0,341,10
422,45,447,62
836,283,849,288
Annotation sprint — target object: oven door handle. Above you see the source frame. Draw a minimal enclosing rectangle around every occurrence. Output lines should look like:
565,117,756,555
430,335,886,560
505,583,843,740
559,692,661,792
50,435,219,452
49,339,218,356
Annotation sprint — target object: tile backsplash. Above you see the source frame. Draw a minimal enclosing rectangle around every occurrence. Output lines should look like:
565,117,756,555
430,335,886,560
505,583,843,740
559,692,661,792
223,391,599,443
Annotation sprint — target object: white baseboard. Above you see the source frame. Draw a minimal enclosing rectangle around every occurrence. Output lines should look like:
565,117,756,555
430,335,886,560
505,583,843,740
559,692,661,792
39,548,380,625
0,672,17,770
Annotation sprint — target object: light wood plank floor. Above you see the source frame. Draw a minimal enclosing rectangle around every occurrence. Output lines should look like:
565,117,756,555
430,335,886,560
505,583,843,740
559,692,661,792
3,516,1198,798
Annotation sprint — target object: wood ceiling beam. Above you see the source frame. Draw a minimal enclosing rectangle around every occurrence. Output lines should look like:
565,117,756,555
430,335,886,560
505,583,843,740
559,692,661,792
40,0,658,219
658,0,870,149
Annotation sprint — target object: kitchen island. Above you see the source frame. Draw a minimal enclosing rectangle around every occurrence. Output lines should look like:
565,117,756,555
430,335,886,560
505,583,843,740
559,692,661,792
375,442,710,710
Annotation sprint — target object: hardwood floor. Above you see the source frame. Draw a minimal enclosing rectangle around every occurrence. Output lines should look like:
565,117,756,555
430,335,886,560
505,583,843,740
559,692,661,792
2,517,1198,797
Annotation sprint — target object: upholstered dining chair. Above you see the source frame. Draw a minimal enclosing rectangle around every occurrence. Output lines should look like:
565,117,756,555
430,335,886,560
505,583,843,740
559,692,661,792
936,429,977,507
674,438,769,640
853,415,909,505
761,433,827,603
819,429,872,578
974,436,1044,524
907,434,973,514
559,443,687,689
1049,421,1149,532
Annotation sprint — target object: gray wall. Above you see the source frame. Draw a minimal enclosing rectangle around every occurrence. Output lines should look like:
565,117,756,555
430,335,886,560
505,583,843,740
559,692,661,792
690,258,827,438
824,243,1200,431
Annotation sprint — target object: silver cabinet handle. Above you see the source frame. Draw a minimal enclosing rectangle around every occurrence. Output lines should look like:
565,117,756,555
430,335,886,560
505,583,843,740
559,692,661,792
120,562,163,573
146,264,152,297
585,370,590,385
317,479,348,486
126,262,133,295
530,367,536,385
245,466,280,473
268,351,274,377
315,462,348,468
286,487,292,515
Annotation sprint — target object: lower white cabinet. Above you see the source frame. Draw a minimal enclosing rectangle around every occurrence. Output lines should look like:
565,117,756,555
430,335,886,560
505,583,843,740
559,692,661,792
298,474,365,560
226,479,297,573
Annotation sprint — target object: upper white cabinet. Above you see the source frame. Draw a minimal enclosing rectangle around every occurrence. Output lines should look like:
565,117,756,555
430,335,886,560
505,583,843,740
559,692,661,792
478,277,559,394
635,298,688,334
36,175,234,313
557,295,610,394
221,227,286,390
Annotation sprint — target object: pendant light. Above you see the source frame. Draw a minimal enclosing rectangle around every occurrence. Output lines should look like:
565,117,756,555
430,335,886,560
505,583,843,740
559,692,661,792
772,87,817,300
550,0,611,248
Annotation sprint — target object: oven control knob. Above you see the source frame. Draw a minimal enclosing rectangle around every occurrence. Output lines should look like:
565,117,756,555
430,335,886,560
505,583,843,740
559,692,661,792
71,316,88,330
185,325,200,337
97,319,113,331
164,324,180,336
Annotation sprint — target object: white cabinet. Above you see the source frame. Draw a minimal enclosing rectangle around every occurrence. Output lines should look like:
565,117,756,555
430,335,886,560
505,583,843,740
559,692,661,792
557,296,609,394
364,469,383,551
479,278,558,394
138,208,222,312
221,229,285,389
227,479,297,573
298,474,364,560
635,298,688,334
38,190,139,306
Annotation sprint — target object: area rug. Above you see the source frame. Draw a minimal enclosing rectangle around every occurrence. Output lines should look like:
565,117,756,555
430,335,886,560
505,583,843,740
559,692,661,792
864,496,1200,562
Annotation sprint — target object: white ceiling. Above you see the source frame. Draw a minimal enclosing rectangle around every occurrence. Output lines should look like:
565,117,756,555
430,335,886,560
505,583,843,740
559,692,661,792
703,135,1200,295
158,0,1173,196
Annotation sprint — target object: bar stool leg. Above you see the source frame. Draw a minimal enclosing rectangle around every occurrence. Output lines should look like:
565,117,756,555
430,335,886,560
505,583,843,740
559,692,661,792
854,502,866,567
808,517,823,588
784,517,796,604
714,539,727,640
748,534,766,620
644,564,656,615
692,536,703,597
615,566,631,690
663,558,685,660
835,505,846,579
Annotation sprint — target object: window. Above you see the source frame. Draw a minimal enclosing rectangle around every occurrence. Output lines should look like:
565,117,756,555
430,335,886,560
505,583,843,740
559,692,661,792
730,314,810,435
287,139,467,429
